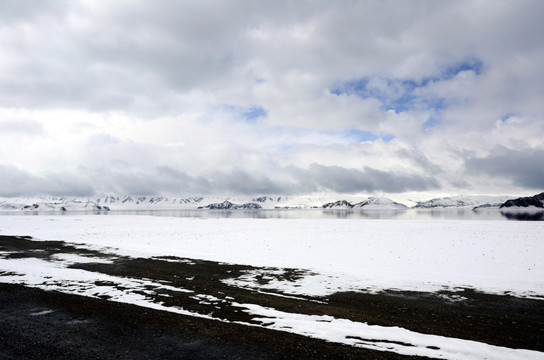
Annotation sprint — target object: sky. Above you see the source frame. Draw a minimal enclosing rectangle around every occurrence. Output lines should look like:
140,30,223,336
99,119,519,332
1,0,543,200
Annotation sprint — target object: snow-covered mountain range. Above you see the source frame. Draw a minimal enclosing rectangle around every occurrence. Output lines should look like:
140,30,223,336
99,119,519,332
414,195,512,209
0,193,541,212
0,195,285,212
322,197,408,210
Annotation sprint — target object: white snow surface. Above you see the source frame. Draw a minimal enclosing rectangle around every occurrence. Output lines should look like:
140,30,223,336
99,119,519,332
238,303,543,360
353,197,408,209
1,215,544,359
1,215,543,298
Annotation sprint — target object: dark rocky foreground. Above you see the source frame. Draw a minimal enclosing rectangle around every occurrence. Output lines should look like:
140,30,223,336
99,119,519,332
0,283,415,360
1,235,544,359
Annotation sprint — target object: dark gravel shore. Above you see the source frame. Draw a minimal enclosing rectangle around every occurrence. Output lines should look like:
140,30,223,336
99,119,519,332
0,283,416,359
1,235,543,359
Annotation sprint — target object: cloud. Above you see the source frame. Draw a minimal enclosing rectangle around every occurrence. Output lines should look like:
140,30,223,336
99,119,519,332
0,0,65,24
0,1,543,197
465,147,544,190
330,57,483,114
0,159,440,197
287,164,439,194
0,165,94,197
0,119,43,135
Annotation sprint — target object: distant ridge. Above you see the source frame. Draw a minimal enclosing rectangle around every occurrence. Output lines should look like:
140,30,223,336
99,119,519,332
322,197,407,210
198,201,262,210
499,192,544,209
415,195,511,209
1,193,542,212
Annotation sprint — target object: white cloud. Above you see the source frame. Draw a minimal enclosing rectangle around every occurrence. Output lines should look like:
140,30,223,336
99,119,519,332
0,0,543,197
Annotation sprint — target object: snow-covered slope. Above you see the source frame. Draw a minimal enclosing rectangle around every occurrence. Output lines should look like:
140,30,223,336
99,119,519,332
414,195,512,209
322,197,407,210
0,197,109,212
353,197,408,209
97,195,205,209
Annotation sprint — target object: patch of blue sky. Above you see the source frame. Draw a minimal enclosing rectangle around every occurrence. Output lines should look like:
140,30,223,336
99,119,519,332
500,112,516,122
423,117,441,130
342,129,395,143
277,144,295,153
410,97,448,114
406,57,484,86
342,129,378,142
269,127,394,153
242,106,267,122
381,134,395,142
330,78,439,113
212,104,268,123
387,94,417,113
404,57,484,87
442,57,484,79
331,57,483,113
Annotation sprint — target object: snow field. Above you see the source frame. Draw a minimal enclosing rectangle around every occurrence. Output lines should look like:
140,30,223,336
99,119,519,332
0,215,542,297
1,215,544,359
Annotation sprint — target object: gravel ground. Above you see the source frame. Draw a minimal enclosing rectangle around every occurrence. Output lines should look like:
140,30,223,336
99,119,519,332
1,235,543,359
0,283,415,359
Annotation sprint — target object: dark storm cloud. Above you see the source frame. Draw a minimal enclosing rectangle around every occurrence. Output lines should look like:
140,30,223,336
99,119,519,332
112,164,439,196
151,165,440,196
0,165,94,197
167,164,439,195
207,170,290,195
0,162,439,197
465,147,544,189
290,164,440,194
86,166,291,196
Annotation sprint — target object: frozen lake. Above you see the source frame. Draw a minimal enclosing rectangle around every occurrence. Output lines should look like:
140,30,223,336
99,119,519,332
1,214,543,297
1,207,543,221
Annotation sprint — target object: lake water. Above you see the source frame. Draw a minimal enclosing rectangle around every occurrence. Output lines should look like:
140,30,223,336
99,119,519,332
2,208,543,221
